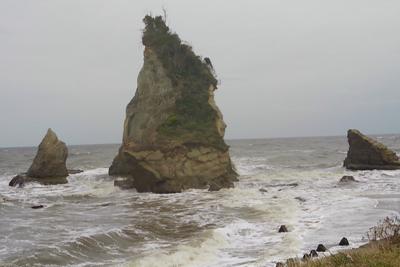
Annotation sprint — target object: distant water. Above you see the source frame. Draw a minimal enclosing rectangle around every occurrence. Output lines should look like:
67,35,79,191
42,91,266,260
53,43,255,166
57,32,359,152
0,136,399,267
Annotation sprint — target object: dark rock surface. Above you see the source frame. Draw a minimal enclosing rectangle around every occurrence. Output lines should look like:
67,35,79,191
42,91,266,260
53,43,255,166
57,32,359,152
278,225,288,233
9,173,68,187
114,178,135,190
310,249,318,257
344,129,400,170
9,175,26,187
208,183,223,192
316,244,327,252
339,237,350,246
31,205,44,209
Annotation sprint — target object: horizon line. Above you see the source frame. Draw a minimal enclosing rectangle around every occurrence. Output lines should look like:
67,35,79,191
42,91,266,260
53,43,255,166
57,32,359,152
1,131,399,149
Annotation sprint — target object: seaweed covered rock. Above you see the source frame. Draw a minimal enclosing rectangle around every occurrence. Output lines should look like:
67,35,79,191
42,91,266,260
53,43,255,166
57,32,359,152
344,129,400,170
109,15,237,193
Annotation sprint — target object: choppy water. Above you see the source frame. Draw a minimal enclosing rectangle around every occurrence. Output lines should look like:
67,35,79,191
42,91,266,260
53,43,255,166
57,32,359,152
0,136,399,267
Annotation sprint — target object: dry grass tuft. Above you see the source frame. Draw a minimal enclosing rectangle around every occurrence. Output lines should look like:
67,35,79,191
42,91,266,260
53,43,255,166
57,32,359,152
286,217,400,267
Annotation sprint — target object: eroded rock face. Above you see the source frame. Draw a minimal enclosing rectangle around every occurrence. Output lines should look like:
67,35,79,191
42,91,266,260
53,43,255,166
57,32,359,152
27,128,68,178
109,16,237,193
344,129,400,170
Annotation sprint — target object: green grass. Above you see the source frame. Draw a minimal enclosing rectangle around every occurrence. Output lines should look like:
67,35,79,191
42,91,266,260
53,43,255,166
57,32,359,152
142,15,227,150
287,217,400,267
293,239,400,267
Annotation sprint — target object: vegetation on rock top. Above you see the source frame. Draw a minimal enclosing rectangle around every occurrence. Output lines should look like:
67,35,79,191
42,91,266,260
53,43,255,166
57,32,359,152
142,15,227,150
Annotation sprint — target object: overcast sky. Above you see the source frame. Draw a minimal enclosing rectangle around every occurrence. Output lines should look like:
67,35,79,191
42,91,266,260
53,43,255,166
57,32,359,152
1,0,400,147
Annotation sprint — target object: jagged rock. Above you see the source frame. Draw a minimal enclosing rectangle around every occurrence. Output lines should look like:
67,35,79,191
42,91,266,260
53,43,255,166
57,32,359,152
316,244,327,252
339,237,350,246
310,250,318,257
278,225,288,233
27,129,68,178
344,129,400,170
339,175,358,183
109,15,237,193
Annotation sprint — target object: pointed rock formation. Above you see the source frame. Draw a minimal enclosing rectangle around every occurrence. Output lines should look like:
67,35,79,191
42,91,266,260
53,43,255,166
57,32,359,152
27,128,69,178
109,15,237,193
344,129,400,170
9,129,69,186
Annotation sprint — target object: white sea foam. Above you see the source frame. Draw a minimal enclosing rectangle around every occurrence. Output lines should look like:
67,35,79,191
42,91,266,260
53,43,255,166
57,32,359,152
1,137,400,267
126,229,229,267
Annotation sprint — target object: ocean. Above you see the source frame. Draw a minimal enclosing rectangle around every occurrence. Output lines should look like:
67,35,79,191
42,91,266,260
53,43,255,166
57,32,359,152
0,135,399,267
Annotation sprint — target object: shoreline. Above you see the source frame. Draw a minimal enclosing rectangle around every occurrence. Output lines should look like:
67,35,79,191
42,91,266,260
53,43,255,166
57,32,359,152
277,217,400,267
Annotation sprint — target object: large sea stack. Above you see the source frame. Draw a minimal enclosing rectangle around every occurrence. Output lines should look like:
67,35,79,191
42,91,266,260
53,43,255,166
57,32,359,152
344,129,400,170
109,15,237,193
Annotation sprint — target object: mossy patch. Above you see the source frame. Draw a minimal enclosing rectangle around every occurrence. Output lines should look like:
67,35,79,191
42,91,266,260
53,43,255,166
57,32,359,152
142,15,226,150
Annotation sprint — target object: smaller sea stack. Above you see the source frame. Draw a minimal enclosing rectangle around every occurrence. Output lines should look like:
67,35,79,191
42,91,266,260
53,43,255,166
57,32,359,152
27,128,68,178
9,129,69,186
344,129,400,170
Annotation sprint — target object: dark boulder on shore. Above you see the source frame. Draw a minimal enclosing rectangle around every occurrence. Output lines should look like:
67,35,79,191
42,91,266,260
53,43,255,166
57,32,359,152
310,249,318,257
316,244,327,252
344,129,400,170
339,237,350,246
